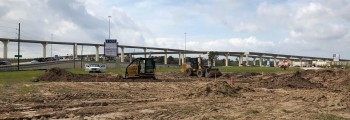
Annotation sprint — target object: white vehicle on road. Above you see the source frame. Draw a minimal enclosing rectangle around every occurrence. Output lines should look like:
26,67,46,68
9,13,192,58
84,63,106,73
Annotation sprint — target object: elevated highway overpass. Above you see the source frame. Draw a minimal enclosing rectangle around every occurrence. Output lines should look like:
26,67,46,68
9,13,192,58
1,37,348,68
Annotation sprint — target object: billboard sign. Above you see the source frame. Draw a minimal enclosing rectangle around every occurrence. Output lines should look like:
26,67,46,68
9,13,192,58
333,54,340,61
104,39,118,57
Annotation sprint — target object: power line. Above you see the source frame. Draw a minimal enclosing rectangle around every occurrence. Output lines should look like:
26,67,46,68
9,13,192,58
0,26,17,29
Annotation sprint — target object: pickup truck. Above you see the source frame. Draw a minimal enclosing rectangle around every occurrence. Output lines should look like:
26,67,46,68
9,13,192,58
84,63,106,73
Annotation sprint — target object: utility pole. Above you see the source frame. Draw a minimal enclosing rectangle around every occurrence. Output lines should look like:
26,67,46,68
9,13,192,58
17,23,20,71
51,34,53,57
108,16,111,39
184,32,187,59
81,45,83,68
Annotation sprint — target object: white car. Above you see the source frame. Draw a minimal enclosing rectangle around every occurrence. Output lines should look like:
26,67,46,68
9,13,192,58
84,63,106,73
31,60,39,64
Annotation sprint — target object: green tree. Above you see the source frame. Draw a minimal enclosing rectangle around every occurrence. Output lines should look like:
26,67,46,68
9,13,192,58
208,51,219,67
168,56,176,64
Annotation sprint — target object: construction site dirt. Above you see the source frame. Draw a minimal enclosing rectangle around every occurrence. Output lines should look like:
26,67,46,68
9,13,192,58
1,68,350,119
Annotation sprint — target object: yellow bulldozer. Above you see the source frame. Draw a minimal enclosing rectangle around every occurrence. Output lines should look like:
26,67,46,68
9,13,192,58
181,57,222,78
124,58,156,79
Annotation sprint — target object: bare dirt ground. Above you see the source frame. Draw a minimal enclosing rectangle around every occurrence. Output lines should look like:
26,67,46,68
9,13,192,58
1,68,350,119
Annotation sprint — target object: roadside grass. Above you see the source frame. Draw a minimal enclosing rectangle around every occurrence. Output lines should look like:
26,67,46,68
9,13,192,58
0,70,45,84
0,66,299,85
217,66,301,73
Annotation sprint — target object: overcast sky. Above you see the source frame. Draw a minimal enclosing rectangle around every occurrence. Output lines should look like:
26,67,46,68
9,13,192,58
0,0,349,59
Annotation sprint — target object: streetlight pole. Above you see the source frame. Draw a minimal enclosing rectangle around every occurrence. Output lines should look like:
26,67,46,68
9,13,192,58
108,16,111,39
51,33,53,57
17,23,20,71
184,32,186,58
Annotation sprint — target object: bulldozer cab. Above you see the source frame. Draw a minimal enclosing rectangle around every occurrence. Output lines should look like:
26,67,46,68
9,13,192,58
187,58,200,69
144,59,155,73
125,58,156,79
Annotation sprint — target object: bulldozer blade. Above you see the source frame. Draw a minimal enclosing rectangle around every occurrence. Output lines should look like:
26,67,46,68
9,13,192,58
207,70,222,78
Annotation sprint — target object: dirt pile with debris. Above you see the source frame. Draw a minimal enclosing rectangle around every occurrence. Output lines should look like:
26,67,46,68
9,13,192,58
3,69,350,119
300,70,350,91
185,81,244,98
32,67,123,82
254,71,324,89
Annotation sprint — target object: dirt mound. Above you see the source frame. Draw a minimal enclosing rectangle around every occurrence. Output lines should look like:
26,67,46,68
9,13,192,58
33,67,73,82
255,71,324,89
156,72,188,80
33,67,123,82
185,81,243,98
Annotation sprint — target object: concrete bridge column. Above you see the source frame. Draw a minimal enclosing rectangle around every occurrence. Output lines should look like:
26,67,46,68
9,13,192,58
182,53,185,64
259,55,263,67
1,40,9,59
239,54,243,67
120,47,125,62
143,48,147,58
73,43,77,59
299,58,303,67
273,56,277,67
42,42,48,58
164,50,168,64
225,54,229,66
253,57,257,66
95,45,99,61
198,54,202,65
178,52,181,65
245,54,250,66
182,53,186,63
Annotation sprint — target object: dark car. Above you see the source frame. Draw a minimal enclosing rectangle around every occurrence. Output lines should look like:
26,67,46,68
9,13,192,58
0,61,11,65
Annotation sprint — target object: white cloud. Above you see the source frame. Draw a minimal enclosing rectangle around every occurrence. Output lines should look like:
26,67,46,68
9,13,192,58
257,2,290,19
231,22,261,32
290,2,349,41
1,0,350,59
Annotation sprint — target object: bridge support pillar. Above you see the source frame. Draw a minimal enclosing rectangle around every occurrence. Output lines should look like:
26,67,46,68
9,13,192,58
164,50,168,64
299,58,303,67
225,53,229,66
253,57,257,66
178,52,181,65
143,48,147,58
245,54,250,66
273,56,277,67
42,42,48,58
182,53,186,64
259,55,263,67
198,54,202,65
73,43,77,59
1,40,9,59
95,45,99,61
120,47,125,62
239,54,243,67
